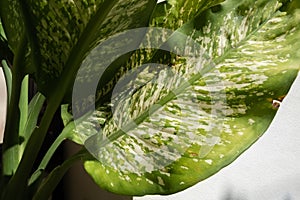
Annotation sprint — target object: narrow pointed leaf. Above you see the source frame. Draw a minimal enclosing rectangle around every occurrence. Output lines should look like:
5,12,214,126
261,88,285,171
20,93,45,154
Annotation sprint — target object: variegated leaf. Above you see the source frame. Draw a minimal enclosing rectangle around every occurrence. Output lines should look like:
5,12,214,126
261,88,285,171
0,0,25,55
70,0,226,115
151,0,225,28
80,0,300,195
0,0,157,98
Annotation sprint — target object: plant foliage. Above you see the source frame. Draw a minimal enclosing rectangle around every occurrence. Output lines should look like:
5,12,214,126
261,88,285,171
0,0,299,199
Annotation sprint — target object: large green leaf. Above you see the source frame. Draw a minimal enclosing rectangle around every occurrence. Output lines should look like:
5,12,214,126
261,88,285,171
66,0,229,143
0,0,157,99
69,0,226,116
78,0,300,195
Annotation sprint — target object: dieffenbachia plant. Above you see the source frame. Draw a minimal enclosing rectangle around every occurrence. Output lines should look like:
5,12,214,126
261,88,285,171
0,0,299,199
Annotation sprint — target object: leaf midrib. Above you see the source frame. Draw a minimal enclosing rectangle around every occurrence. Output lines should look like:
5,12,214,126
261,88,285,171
101,4,284,146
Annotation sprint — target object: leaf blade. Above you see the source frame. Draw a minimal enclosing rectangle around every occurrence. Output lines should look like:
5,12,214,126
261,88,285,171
81,0,300,195
23,0,157,99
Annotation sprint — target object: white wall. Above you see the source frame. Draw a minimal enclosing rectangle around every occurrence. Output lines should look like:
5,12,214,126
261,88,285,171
135,74,300,200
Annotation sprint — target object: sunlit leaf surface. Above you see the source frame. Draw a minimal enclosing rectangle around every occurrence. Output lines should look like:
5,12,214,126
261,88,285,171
80,0,300,195
2,0,299,196
151,0,225,28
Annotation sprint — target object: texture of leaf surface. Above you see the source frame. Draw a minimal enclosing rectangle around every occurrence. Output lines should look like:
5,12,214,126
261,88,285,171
70,0,226,116
1,0,157,97
81,0,300,195
0,0,25,55
151,0,225,28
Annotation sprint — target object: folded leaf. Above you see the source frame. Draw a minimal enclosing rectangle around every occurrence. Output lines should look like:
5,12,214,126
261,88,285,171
80,0,300,195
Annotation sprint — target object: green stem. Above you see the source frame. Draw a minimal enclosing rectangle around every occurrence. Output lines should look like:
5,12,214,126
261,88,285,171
29,121,75,186
2,35,26,177
2,99,60,200
33,149,92,200
18,75,28,159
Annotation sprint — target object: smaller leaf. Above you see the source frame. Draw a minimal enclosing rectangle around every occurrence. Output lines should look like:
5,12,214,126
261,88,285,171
22,93,45,141
0,19,5,38
61,104,73,126
19,76,29,142
19,92,45,160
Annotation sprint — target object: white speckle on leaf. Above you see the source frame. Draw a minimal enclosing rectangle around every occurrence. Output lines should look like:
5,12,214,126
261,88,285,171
160,171,171,177
205,159,213,165
256,92,264,96
146,179,154,185
157,176,165,186
238,131,244,136
269,17,283,23
224,123,233,133
180,166,189,170
125,175,131,182
248,118,255,125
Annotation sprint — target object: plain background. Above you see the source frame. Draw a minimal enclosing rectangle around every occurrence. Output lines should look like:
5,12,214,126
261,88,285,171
135,74,300,200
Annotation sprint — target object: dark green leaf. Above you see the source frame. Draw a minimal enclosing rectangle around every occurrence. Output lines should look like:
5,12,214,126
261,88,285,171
0,0,25,55
23,0,157,99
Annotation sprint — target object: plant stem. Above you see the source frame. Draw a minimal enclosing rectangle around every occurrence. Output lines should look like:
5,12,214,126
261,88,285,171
2,99,60,200
33,148,92,200
1,35,26,177
29,121,75,185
